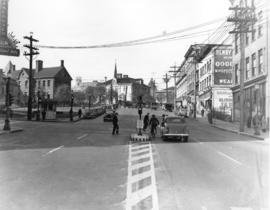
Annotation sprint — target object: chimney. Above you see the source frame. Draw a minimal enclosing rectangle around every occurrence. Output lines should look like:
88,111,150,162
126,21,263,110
36,60,43,72
12,65,16,72
61,60,64,67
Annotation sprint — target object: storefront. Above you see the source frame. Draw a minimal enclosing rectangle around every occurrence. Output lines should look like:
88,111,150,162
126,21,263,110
232,78,266,125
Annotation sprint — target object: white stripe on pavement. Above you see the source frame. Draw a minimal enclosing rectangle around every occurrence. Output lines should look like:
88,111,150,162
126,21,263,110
77,134,88,140
43,145,64,156
126,141,159,210
217,151,242,166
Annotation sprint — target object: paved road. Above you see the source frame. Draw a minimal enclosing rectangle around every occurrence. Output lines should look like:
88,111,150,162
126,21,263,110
0,107,268,210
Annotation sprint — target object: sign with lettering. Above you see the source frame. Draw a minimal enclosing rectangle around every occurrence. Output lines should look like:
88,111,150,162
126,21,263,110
213,47,232,85
0,0,20,56
0,0,8,38
213,89,232,114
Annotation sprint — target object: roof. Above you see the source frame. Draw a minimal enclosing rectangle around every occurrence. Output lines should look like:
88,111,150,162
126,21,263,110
117,77,142,84
34,67,63,78
10,69,22,80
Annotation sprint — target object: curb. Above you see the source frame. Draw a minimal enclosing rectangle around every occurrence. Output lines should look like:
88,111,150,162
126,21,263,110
211,125,266,140
0,128,23,135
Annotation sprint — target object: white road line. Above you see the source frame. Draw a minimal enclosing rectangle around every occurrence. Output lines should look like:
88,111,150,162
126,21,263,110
43,145,64,156
77,134,88,140
126,142,159,210
217,151,242,166
130,161,151,170
230,207,253,210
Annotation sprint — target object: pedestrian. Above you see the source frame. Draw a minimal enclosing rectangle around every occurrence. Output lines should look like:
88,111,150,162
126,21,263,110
261,115,267,133
42,109,46,121
201,108,205,117
149,114,159,137
143,113,150,131
160,114,166,136
78,108,82,119
112,112,119,135
252,113,261,135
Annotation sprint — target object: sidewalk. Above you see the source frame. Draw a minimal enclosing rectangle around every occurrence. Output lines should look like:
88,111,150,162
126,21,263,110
195,114,269,141
0,120,24,135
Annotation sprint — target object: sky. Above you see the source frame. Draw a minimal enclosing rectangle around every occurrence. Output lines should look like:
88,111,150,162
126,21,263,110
0,0,233,89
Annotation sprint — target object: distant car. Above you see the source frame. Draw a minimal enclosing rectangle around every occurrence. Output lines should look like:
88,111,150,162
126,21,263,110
164,103,173,112
151,102,158,110
103,112,114,122
161,116,189,142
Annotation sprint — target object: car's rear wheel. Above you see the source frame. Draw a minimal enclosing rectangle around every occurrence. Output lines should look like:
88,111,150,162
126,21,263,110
183,136,188,142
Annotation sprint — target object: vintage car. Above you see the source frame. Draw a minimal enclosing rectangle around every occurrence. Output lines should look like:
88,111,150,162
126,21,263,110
103,112,114,122
161,116,189,142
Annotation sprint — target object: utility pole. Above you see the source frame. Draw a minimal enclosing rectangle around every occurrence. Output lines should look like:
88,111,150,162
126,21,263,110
24,33,39,121
163,73,170,103
3,77,10,131
169,64,180,112
227,0,256,132
110,82,113,105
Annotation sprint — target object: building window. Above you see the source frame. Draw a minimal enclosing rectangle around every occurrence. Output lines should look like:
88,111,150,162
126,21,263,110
209,75,211,86
258,25,263,38
25,80,28,88
38,80,41,88
245,33,249,46
235,34,239,54
251,26,256,42
43,80,46,87
251,53,256,76
47,80,50,87
246,57,250,80
234,64,239,84
258,49,263,74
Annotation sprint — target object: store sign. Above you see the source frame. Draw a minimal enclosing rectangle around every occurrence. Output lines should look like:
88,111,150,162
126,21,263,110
0,0,20,56
213,89,232,114
214,47,232,85
0,0,8,38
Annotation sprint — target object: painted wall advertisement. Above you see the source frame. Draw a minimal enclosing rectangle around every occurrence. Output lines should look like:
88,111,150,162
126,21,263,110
214,47,232,85
213,89,232,114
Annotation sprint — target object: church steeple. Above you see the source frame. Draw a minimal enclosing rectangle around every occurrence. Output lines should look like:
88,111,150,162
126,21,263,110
114,60,117,79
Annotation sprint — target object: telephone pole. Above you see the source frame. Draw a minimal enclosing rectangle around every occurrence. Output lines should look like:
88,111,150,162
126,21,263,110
24,33,39,120
163,73,170,103
169,64,180,112
227,0,256,132
3,77,10,131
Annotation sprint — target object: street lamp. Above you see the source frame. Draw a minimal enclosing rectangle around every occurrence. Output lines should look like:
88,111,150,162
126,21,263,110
70,91,74,121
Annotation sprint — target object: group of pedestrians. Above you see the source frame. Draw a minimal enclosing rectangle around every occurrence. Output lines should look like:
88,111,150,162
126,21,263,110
143,113,167,137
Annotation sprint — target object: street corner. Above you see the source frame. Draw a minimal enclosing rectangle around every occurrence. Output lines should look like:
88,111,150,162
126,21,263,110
0,127,23,135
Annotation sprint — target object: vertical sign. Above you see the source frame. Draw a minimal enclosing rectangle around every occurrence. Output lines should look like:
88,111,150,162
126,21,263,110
0,0,20,56
214,47,232,85
0,0,8,38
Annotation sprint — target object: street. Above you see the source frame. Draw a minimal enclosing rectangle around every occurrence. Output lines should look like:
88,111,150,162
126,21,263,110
0,107,268,210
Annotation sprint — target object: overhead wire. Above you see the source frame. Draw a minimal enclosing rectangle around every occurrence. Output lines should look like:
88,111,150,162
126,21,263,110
37,17,226,49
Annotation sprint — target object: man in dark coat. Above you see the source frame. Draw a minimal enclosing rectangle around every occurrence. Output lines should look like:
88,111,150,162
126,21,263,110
143,113,150,131
112,112,119,135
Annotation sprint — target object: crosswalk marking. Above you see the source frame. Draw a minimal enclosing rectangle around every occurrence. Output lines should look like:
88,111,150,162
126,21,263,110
126,141,159,210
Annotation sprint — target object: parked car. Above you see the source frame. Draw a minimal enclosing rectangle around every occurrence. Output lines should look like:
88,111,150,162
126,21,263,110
161,116,189,142
103,112,114,122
